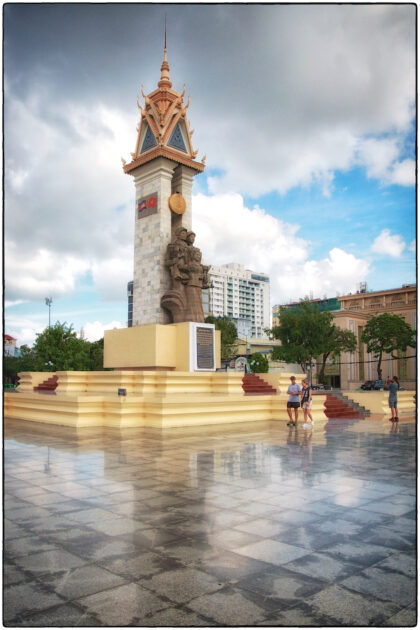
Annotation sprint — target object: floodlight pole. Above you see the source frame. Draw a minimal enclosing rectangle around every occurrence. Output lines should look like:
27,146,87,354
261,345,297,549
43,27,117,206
45,297,53,327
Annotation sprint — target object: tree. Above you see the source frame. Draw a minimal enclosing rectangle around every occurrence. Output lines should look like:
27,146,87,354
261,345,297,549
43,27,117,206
32,322,91,371
271,301,333,372
89,338,107,371
318,326,357,383
249,352,269,373
270,301,357,381
205,316,238,362
361,313,416,379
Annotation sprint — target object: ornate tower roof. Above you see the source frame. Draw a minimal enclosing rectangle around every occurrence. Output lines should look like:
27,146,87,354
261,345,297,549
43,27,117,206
123,44,205,175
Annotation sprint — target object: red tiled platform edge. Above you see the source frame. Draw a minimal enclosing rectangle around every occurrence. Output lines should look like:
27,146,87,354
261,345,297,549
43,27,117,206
242,373,277,395
323,392,361,419
33,375,58,392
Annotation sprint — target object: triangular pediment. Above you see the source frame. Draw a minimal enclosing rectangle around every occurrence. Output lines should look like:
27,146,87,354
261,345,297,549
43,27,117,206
167,122,187,153
141,124,158,153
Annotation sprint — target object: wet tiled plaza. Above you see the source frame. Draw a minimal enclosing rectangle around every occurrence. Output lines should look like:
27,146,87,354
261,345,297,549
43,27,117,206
4,417,416,627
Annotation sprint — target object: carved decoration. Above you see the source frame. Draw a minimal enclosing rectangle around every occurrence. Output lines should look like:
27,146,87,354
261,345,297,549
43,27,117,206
161,229,210,323
124,46,205,173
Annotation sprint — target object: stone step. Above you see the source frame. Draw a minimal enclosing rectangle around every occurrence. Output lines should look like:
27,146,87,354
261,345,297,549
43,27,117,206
323,393,362,419
34,375,58,392
242,374,277,395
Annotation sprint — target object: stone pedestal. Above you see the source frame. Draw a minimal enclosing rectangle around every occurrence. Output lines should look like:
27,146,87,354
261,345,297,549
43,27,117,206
103,322,220,372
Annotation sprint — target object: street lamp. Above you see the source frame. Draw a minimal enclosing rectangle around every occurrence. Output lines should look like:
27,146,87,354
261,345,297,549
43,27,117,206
45,297,53,327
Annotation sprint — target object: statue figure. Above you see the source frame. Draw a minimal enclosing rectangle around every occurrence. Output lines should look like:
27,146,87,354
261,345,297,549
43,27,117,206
165,227,189,291
161,228,210,323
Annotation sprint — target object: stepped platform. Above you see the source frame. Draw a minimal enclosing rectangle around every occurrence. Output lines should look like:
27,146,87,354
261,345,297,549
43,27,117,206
5,370,328,429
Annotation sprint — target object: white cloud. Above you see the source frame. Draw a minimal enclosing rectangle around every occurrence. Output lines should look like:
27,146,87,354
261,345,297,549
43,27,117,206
5,242,90,301
4,96,134,302
191,5,415,197
193,193,369,304
83,320,123,342
371,229,406,258
356,138,415,186
389,159,416,186
408,240,416,252
5,316,45,348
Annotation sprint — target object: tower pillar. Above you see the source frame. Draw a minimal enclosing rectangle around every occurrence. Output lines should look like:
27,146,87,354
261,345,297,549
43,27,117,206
132,158,175,326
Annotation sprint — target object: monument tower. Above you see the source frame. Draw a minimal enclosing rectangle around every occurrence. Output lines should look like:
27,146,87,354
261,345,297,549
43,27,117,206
123,38,205,327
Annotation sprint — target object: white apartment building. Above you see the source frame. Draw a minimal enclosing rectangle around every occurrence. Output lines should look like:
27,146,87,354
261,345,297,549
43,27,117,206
204,263,271,338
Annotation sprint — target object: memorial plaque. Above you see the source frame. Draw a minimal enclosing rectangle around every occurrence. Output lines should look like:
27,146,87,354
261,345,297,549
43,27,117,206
196,326,215,369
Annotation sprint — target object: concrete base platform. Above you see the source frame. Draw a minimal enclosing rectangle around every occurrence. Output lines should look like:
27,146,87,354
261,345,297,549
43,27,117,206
4,370,327,429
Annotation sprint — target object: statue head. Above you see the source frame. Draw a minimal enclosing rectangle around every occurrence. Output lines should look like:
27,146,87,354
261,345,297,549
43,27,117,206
175,227,188,241
186,231,196,245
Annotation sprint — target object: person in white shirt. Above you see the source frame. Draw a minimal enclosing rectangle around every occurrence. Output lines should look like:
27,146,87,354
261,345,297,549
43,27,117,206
286,376,301,427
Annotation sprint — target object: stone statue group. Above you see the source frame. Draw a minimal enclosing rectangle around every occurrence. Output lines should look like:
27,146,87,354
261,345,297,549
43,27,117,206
161,227,211,323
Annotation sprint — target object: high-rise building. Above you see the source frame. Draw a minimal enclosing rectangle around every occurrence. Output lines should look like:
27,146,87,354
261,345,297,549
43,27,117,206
206,263,271,338
127,281,133,327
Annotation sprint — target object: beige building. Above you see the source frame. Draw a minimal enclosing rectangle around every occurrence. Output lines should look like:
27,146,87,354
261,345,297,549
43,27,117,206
271,285,416,389
333,284,416,390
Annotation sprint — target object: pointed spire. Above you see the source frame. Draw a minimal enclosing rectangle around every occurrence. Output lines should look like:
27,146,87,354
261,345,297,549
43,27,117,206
158,16,172,89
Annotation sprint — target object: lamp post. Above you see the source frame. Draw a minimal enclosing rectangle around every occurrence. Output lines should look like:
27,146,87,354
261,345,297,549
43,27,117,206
45,297,52,327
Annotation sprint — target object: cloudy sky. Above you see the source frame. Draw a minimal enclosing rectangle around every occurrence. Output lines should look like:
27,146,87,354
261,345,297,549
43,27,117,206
4,3,416,345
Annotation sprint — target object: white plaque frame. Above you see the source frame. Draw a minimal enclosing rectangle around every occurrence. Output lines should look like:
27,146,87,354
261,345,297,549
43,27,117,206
189,322,216,371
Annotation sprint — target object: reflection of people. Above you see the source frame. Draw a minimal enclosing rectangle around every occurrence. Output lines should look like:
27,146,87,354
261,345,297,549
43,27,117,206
286,376,301,427
385,376,399,422
300,379,314,428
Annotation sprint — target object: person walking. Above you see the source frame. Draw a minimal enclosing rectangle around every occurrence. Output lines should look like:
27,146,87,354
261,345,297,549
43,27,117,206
385,376,400,422
300,379,314,428
286,376,301,427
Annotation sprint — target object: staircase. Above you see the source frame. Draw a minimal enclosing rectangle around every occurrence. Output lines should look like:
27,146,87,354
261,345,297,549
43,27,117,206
34,375,58,393
334,391,370,417
323,392,361,419
242,373,277,395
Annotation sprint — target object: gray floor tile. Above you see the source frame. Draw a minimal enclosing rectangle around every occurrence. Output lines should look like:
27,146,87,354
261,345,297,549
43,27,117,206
3,582,64,622
14,548,87,575
375,551,416,577
16,603,102,626
140,567,224,604
284,550,364,581
5,535,58,558
306,584,401,625
234,538,310,565
78,582,169,625
325,540,394,565
187,587,269,625
4,418,416,628
341,566,416,606
137,606,212,626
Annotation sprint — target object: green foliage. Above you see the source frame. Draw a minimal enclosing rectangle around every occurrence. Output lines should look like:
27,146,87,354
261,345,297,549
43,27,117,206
32,322,91,371
249,352,269,373
4,356,19,383
89,338,107,371
318,326,357,383
361,313,416,379
205,315,238,362
4,325,109,383
270,301,335,371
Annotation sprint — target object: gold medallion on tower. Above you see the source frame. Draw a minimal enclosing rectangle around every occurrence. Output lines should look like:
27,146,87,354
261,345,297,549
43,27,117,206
168,193,186,215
